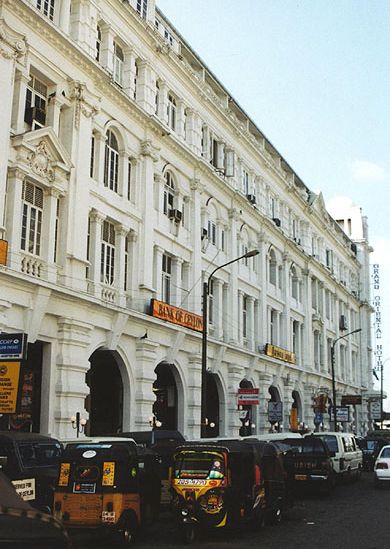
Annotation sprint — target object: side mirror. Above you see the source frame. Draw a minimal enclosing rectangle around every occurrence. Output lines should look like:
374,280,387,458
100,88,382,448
0,456,8,469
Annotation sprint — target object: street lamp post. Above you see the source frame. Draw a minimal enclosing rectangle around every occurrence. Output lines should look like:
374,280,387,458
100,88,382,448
201,249,259,438
330,328,362,431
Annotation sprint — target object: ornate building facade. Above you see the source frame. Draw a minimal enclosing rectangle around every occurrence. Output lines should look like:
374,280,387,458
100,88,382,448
0,0,374,438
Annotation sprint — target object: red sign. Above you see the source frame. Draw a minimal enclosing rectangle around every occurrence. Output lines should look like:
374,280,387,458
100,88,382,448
237,388,259,405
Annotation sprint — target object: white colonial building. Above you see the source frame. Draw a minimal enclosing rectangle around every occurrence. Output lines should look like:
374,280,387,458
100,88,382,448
0,0,374,439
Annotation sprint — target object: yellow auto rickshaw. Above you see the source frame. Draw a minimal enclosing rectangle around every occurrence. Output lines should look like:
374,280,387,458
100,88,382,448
171,439,292,543
53,440,160,545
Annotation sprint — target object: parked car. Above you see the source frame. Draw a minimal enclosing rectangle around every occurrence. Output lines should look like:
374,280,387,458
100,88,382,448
0,431,62,512
374,444,390,485
359,431,390,471
311,432,362,481
0,471,70,548
274,435,336,494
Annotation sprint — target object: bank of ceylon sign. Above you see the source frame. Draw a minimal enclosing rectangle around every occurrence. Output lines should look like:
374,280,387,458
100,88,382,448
151,299,203,332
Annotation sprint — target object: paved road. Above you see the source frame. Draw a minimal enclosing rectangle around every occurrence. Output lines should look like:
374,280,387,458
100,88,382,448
73,472,390,549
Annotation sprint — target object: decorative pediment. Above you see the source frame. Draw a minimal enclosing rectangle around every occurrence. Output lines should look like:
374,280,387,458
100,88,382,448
309,191,331,223
11,127,73,188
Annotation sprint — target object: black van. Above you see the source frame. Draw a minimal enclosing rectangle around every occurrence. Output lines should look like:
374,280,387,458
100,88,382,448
0,431,62,512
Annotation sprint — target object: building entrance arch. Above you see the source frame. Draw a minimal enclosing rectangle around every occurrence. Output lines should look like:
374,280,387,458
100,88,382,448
87,349,124,436
153,362,180,430
239,379,255,436
203,372,220,438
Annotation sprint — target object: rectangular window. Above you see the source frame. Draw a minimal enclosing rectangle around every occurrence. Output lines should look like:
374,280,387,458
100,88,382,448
36,0,55,21
242,296,247,338
208,280,214,325
242,169,249,195
90,134,95,178
127,159,132,201
86,217,91,279
101,221,115,285
124,236,129,291
113,43,124,86
220,229,225,252
24,75,47,129
21,181,43,256
137,0,148,18
54,198,60,263
167,94,176,131
208,220,216,246
162,254,171,303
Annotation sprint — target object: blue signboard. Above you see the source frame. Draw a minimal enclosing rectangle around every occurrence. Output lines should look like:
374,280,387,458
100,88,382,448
0,333,27,360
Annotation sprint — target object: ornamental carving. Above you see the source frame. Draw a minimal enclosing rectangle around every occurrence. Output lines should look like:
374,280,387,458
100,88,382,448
0,19,27,59
140,140,160,162
70,81,100,129
28,141,55,182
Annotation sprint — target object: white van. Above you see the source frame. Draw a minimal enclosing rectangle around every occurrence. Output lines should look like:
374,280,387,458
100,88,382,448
311,432,363,479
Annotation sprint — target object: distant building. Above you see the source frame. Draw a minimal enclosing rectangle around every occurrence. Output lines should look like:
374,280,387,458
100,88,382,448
0,0,373,438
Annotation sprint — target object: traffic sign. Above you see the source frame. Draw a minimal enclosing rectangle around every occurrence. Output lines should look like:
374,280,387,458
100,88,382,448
268,401,283,423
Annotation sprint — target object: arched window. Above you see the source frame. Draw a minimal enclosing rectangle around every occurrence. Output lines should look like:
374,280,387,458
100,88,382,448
104,130,119,192
163,171,175,215
291,266,298,300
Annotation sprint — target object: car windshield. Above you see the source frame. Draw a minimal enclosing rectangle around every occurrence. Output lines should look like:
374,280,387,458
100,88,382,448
18,441,62,468
319,435,338,454
174,451,225,480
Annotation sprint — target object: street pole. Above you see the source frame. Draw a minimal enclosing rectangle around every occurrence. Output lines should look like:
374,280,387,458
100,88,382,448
330,328,362,432
200,249,259,438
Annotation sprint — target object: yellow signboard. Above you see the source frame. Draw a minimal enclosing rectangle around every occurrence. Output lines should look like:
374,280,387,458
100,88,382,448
0,361,21,413
0,240,8,266
102,461,115,486
151,299,203,332
265,344,296,364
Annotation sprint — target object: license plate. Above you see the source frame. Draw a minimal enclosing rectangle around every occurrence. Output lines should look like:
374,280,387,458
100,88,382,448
295,474,307,481
102,511,116,523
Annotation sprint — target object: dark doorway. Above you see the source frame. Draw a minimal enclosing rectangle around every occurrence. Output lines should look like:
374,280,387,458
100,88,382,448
153,363,177,430
239,379,254,436
204,372,220,438
87,350,123,436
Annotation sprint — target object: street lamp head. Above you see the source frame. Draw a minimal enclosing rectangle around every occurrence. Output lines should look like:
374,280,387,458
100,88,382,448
244,249,259,258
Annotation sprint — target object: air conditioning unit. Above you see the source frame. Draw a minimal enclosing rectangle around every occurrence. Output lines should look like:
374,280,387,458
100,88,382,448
351,243,357,254
247,194,256,205
201,228,208,240
339,315,348,331
168,209,182,223
272,217,281,227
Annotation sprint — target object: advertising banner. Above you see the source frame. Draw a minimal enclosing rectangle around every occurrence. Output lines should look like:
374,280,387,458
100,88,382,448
0,333,27,360
0,361,21,413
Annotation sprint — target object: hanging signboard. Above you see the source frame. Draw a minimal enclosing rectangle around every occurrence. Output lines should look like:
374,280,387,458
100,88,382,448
268,401,283,423
265,344,296,364
336,406,350,422
237,388,259,405
0,333,27,360
341,395,362,406
370,400,381,420
150,299,203,332
0,361,21,413
0,239,8,266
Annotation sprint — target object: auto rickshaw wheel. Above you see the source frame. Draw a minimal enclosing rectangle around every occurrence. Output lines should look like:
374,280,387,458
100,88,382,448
267,507,282,526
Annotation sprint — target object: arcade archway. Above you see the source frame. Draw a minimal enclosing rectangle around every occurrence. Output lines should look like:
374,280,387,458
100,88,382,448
153,362,178,430
204,372,220,438
87,350,124,436
239,379,255,436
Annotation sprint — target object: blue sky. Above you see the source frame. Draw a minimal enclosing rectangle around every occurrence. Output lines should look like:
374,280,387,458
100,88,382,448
157,0,390,406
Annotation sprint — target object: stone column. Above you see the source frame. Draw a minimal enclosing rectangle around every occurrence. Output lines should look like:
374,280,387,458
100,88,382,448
170,257,182,307
0,21,27,234
187,353,202,439
115,225,129,307
134,339,159,431
11,66,30,134
215,279,224,340
303,268,313,370
283,382,294,431
156,80,169,124
227,208,239,344
247,296,255,352
46,95,64,136
138,140,159,307
227,365,243,436
123,47,137,98
99,23,114,74
55,318,93,439
4,167,27,270
154,246,164,300
59,0,71,34
89,210,105,296
136,60,155,114
94,130,106,184
126,231,138,308
176,99,186,139
237,290,244,345
189,178,203,316
42,187,62,283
